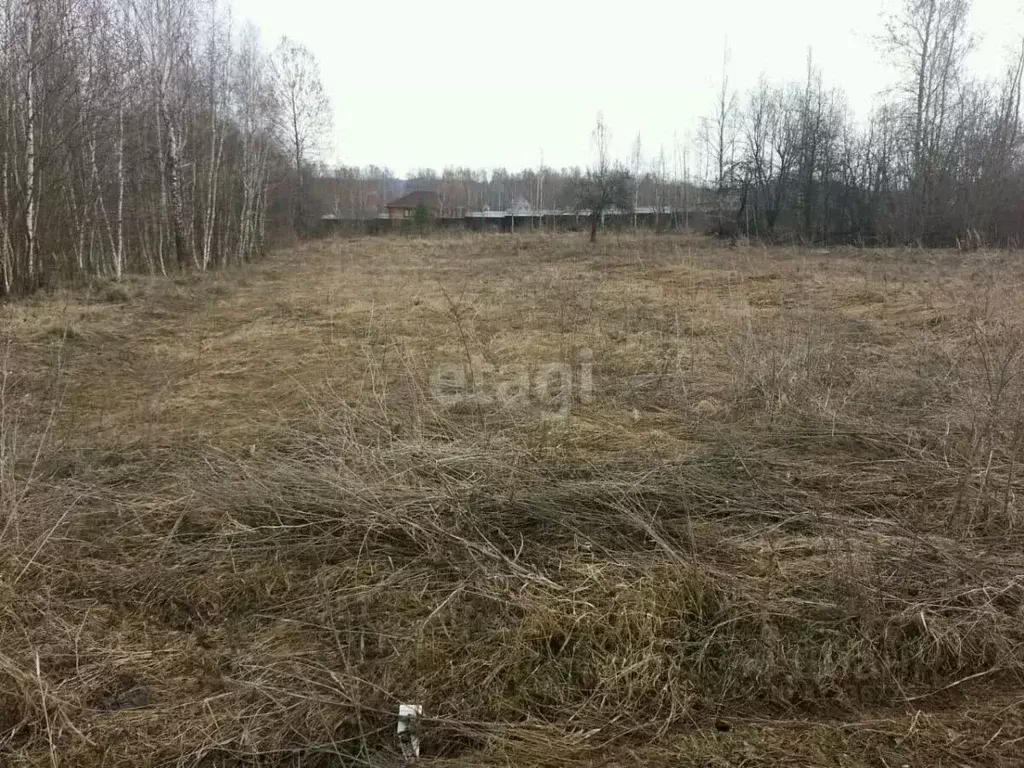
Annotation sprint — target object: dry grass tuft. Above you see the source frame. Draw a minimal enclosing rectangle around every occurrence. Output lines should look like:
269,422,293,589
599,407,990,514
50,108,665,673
3,233,1024,766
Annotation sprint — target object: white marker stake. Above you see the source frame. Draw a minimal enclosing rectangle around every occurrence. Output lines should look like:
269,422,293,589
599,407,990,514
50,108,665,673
397,703,422,762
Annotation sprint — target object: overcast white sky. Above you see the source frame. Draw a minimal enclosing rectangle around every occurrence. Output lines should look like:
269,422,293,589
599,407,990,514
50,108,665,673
236,0,1023,176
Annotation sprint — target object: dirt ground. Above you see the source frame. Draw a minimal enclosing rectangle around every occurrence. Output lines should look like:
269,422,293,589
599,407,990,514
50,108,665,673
2,233,1024,766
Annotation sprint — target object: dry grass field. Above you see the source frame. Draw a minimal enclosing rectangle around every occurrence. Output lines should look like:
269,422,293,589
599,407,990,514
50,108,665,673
3,232,1024,766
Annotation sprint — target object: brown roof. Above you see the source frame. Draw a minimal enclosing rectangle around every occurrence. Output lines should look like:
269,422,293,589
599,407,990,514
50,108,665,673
386,190,440,210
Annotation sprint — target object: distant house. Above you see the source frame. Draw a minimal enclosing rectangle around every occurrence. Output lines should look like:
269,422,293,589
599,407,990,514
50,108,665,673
509,197,533,214
386,190,441,220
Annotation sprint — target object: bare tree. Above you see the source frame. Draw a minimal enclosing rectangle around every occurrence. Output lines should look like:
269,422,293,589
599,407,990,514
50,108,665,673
652,145,668,228
22,2,35,283
233,23,277,264
199,0,230,270
573,113,631,243
536,149,545,211
699,41,740,234
0,0,293,294
272,37,331,237
885,0,972,238
630,132,643,228
701,43,739,194
133,0,197,271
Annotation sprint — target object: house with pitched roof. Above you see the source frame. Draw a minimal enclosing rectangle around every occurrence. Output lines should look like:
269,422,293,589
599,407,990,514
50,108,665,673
385,190,441,220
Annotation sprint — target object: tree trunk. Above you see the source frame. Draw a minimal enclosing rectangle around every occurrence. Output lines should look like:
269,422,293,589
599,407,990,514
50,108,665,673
292,108,303,236
24,11,36,286
203,115,223,270
115,107,124,279
90,135,117,275
913,1,936,239
1,105,12,295
161,98,192,271
154,98,167,274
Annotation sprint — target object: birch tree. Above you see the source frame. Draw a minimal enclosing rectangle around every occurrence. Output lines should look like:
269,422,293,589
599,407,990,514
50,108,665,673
0,0,288,294
272,37,331,237
630,132,643,228
232,23,276,263
885,0,972,238
133,0,196,270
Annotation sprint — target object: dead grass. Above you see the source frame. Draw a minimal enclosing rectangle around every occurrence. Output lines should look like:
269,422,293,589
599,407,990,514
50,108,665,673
3,232,1024,766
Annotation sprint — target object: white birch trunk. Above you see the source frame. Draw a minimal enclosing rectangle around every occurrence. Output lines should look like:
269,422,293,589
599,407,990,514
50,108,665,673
203,111,217,270
0,98,12,294
23,10,35,282
160,92,191,271
90,135,117,275
155,98,167,273
115,106,124,279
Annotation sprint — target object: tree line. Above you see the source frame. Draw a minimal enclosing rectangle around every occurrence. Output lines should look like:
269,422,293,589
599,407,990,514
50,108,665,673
707,0,1024,246
314,0,1024,248
2,0,1022,299
0,0,330,296
311,161,702,221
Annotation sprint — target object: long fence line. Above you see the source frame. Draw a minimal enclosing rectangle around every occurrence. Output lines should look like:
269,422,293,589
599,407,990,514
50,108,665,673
316,209,713,237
